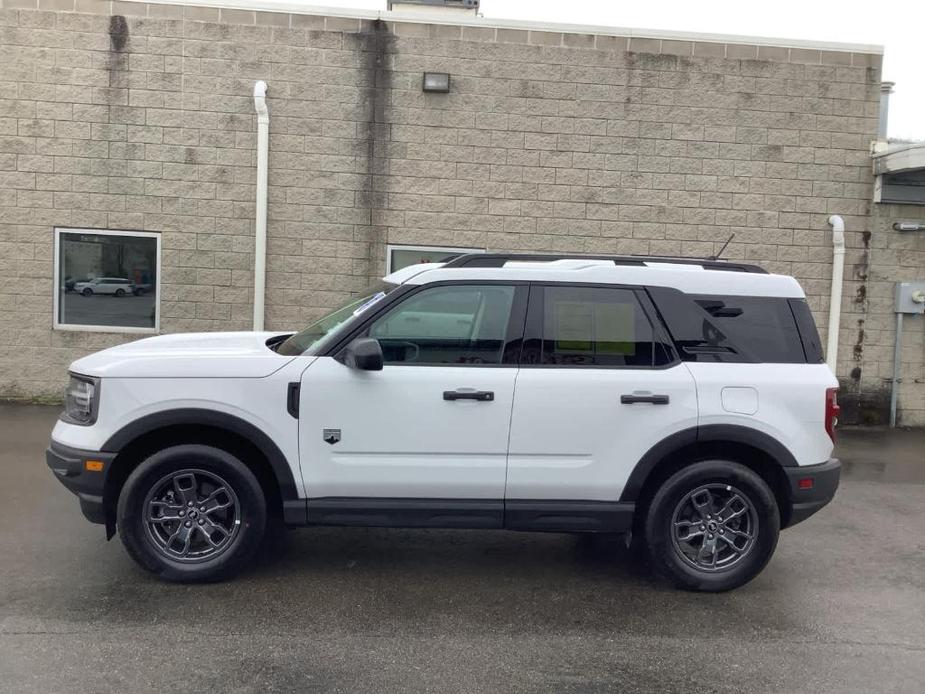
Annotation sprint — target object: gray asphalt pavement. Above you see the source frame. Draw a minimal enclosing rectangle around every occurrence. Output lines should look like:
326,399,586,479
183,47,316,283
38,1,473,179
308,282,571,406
59,292,155,329
1,404,923,693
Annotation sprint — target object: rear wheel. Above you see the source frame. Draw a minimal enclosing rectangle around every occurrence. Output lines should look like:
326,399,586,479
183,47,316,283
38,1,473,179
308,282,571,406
114,288,125,297
117,445,267,582
644,460,779,592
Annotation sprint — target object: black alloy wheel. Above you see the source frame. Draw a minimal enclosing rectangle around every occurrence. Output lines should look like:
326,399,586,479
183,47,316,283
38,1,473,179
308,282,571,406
644,460,780,592
118,445,267,582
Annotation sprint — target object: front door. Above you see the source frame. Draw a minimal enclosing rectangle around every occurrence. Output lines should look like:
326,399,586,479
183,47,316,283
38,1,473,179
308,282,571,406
298,283,527,524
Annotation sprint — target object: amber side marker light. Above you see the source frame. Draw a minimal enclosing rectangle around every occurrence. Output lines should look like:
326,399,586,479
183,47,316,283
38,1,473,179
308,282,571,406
84,460,104,472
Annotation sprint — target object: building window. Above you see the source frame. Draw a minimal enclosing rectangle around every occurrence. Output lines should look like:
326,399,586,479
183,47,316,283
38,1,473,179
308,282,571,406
54,228,161,333
386,244,484,274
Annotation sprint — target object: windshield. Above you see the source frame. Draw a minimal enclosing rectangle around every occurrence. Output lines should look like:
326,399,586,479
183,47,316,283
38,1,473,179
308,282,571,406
276,281,397,356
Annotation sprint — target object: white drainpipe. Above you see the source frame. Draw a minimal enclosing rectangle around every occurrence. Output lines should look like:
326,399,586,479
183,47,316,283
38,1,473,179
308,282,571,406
252,80,269,331
826,215,846,373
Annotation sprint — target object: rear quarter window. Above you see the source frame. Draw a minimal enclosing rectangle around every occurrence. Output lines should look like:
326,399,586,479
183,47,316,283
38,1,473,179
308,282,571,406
647,287,811,364
688,294,806,364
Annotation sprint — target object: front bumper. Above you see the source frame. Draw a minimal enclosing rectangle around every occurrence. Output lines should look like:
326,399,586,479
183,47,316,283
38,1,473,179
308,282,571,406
46,440,116,525
783,457,840,528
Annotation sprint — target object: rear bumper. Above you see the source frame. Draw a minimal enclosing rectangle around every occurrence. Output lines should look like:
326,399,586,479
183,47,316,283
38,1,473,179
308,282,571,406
783,457,840,528
46,440,115,525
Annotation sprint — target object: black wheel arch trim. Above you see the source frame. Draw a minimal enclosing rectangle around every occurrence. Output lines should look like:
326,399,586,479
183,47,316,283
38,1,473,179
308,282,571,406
620,424,798,502
101,408,300,502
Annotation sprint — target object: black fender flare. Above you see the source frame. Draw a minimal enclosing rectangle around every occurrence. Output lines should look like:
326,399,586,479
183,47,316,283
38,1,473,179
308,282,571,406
102,408,299,501
620,424,797,502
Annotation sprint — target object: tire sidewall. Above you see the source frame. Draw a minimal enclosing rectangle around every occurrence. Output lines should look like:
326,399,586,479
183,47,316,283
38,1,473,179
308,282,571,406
645,460,780,592
117,444,267,582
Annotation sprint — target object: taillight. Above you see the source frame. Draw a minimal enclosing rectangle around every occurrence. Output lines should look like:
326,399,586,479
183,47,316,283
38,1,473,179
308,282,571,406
825,387,840,443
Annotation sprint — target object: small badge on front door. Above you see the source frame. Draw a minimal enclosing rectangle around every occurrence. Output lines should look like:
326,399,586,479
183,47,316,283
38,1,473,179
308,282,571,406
323,428,341,445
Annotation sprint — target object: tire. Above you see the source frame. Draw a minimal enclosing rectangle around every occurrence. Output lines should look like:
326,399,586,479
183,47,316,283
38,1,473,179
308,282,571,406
114,288,125,297
117,444,267,583
644,460,779,592
81,288,92,296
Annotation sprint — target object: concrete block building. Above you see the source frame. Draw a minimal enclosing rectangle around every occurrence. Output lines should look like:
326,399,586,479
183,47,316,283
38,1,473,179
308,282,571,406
0,0,923,424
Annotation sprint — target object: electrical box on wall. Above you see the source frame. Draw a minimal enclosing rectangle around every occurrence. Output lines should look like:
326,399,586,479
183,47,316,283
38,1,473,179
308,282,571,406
895,282,925,314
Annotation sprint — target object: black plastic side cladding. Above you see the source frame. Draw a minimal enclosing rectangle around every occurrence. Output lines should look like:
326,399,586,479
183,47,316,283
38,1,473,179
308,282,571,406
102,409,300,501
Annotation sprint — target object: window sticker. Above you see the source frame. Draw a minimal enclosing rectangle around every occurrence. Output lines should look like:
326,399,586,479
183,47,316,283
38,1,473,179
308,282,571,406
552,300,635,356
352,291,387,316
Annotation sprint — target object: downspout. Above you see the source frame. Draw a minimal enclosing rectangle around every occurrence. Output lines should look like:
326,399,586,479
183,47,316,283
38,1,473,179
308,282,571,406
252,80,269,331
826,215,846,373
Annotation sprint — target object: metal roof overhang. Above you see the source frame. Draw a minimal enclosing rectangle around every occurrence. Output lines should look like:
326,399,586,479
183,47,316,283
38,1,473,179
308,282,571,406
872,143,925,205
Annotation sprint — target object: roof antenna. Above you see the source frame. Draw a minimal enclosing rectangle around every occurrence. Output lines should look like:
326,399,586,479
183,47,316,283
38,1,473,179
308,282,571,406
711,233,735,261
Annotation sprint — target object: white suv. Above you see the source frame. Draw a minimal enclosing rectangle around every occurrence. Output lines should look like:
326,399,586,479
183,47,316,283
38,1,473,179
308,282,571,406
47,253,841,591
73,277,136,297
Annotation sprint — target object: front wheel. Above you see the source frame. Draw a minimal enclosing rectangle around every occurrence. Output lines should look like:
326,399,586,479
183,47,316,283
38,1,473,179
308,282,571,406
114,288,125,297
81,288,92,296
117,445,267,582
644,460,779,592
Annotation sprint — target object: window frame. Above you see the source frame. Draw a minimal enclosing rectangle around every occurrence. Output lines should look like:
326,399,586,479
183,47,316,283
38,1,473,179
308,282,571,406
326,280,530,368
385,244,485,274
53,227,162,334
521,282,679,370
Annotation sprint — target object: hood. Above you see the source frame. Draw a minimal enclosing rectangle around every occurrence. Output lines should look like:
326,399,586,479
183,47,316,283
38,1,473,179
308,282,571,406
70,332,297,379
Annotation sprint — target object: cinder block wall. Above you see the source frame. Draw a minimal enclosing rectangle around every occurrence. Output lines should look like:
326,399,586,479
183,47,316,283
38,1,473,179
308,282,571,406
0,1,922,424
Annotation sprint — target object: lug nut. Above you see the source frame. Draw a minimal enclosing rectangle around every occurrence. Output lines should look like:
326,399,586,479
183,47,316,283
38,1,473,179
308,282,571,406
184,521,192,528
700,524,706,531
187,501,193,507
179,511,185,517
708,534,714,539
199,506,206,512
198,519,204,525
719,529,725,534
706,515,712,519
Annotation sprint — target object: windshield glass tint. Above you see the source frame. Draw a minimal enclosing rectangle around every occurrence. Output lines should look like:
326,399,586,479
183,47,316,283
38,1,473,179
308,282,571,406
277,282,396,356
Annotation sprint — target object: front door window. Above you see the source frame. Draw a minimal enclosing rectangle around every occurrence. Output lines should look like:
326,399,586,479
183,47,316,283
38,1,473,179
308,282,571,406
368,284,517,365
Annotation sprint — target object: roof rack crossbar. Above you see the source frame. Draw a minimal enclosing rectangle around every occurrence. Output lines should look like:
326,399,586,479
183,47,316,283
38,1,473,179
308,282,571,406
442,253,768,274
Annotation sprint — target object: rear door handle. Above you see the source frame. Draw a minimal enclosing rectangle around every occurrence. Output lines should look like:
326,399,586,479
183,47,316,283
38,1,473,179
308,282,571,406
444,389,494,402
620,393,670,405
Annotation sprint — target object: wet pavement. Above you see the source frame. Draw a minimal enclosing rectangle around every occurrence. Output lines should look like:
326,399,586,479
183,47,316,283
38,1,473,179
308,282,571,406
1,404,923,693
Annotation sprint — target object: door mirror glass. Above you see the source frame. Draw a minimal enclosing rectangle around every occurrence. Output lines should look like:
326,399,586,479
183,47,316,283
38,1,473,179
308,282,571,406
344,338,384,371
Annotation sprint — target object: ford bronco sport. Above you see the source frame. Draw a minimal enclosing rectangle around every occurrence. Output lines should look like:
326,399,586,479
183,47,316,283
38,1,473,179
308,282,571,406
47,253,841,591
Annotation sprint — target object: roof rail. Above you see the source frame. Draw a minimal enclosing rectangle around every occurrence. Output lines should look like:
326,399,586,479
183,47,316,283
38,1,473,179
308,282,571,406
442,253,768,274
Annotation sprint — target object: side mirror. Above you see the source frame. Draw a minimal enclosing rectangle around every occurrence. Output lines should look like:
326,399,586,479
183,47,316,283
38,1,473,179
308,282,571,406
344,338,384,371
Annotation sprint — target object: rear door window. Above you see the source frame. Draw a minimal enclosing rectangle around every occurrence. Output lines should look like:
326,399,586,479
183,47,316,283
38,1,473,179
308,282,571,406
533,286,670,367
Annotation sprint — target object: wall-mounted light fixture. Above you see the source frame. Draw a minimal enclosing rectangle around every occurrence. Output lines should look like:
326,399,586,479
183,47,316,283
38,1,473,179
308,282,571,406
893,221,924,232
422,72,450,93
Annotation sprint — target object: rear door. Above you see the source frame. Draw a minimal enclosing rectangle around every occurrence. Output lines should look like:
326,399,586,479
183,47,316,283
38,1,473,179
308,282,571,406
506,284,698,503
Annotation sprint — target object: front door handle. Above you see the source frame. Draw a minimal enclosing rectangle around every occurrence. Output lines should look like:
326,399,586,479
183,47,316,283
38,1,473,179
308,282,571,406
444,389,494,402
620,393,670,405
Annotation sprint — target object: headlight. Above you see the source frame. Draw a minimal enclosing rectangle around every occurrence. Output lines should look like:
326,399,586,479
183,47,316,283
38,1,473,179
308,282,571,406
63,373,100,425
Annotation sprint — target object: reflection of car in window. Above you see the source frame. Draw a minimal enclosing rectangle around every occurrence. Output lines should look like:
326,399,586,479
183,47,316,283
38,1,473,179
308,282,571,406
47,253,841,593
73,277,136,297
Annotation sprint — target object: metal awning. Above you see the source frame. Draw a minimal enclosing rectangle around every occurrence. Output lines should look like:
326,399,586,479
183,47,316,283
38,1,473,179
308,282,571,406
872,142,925,205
